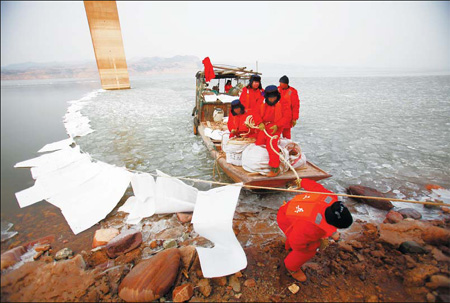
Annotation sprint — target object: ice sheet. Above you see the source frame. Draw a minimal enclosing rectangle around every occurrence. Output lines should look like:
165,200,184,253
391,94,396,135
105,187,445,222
38,137,74,153
119,173,156,225
192,184,247,278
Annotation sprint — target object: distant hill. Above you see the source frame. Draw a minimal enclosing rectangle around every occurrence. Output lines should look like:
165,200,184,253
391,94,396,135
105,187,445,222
0,56,203,80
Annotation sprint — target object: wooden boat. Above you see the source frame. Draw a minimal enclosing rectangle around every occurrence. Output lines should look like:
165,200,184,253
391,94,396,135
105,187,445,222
192,65,331,189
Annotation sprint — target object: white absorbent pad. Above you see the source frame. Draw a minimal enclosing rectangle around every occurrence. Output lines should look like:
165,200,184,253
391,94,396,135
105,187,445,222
15,147,133,235
119,173,156,225
192,184,247,278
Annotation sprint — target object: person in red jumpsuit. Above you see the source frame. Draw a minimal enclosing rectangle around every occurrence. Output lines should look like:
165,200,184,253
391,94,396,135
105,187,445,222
277,178,353,281
239,74,264,116
225,80,232,93
227,99,254,138
252,85,290,177
278,75,300,139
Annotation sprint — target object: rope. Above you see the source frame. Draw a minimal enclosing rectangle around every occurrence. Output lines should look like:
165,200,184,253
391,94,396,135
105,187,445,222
244,115,301,187
79,136,448,207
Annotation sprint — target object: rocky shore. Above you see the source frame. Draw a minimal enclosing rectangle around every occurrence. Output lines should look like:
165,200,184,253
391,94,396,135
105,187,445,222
1,186,450,302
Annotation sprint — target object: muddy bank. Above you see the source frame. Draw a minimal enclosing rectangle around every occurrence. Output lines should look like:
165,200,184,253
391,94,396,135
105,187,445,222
2,206,449,302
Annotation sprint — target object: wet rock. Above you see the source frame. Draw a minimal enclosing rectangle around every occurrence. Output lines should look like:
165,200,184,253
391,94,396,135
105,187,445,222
349,240,364,249
302,262,321,271
426,293,436,303
24,235,55,249
35,244,51,252
338,242,354,253
163,239,177,249
270,294,282,302
370,250,385,258
436,291,450,303
1,255,94,302
92,228,120,248
347,185,394,210
399,241,427,254
379,220,427,246
244,278,256,288
398,208,422,220
85,248,109,267
384,211,404,224
106,230,142,258
150,240,159,249
425,275,450,290
172,283,194,302
431,248,450,262
118,248,181,302
288,283,299,294
422,227,450,246
176,212,193,223
115,247,142,265
212,276,227,286
179,245,197,271
55,248,73,261
404,264,440,287
362,223,379,240
1,246,27,270
197,278,212,297
229,274,241,292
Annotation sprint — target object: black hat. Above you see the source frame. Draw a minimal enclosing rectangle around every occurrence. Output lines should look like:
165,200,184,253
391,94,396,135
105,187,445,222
230,99,245,116
248,75,262,89
279,75,289,85
264,85,281,106
325,201,353,229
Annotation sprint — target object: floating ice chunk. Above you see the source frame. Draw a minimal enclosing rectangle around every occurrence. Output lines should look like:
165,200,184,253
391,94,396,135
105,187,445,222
192,183,246,278
1,221,18,242
38,137,74,153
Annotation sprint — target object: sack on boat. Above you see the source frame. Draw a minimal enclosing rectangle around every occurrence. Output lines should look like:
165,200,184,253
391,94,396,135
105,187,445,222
241,144,290,175
241,141,307,175
279,139,306,169
222,133,253,166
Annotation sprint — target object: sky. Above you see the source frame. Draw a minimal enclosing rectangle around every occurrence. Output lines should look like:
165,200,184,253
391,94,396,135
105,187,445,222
1,1,449,72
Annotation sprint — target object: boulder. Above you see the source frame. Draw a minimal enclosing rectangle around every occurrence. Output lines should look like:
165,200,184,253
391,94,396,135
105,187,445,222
176,212,193,224
106,230,142,258
92,228,120,248
197,279,212,297
421,227,450,246
398,208,422,220
347,185,394,210
118,248,181,302
404,264,440,287
399,241,427,254
384,211,404,224
0,246,27,270
55,248,73,261
172,283,194,302
212,276,227,286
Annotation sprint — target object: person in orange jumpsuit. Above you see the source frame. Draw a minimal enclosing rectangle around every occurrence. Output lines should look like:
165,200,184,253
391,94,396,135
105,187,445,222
277,178,353,281
227,99,254,138
239,74,264,116
224,80,232,93
278,75,300,139
252,85,290,177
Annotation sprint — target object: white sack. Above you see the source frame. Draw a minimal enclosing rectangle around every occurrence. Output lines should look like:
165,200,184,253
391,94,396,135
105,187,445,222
192,184,246,278
204,128,225,141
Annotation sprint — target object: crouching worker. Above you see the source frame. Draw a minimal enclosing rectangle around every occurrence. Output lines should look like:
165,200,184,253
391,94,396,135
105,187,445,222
253,85,290,177
277,178,353,281
228,99,253,138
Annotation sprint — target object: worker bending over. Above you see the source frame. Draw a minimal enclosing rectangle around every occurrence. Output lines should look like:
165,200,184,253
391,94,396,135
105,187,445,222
277,178,353,281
